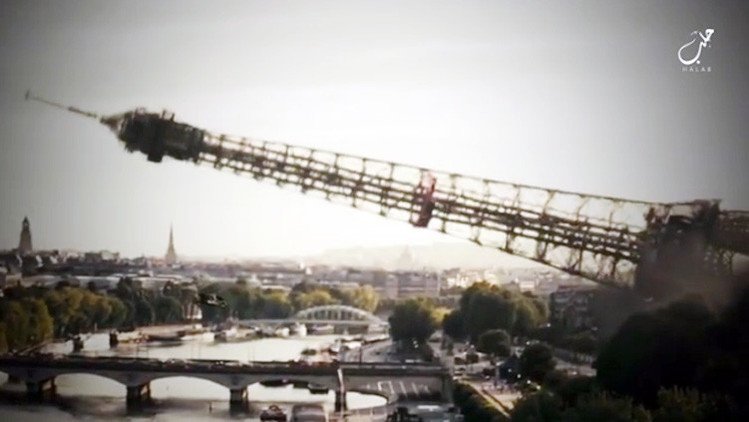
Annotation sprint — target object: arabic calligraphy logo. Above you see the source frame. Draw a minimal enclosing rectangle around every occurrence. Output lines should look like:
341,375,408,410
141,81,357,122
678,28,714,66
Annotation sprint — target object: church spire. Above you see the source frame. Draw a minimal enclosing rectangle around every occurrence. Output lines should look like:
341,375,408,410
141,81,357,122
165,224,177,264
18,217,33,255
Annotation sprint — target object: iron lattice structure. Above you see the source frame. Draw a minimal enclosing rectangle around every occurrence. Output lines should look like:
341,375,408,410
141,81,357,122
27,93,749,290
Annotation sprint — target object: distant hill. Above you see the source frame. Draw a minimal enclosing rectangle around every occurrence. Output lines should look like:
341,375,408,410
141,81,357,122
306,242,541,270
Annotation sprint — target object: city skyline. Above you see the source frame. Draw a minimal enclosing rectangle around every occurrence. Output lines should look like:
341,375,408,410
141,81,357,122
4,215,536,270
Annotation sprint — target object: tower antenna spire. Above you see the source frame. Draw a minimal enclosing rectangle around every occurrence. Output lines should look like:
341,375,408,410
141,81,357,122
25,90,100,120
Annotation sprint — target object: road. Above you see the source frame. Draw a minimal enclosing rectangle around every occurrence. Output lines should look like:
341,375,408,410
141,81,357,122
340,339,393,363
463,379,519,416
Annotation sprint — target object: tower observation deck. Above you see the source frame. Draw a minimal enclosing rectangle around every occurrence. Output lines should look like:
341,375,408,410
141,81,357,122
26,92,749,297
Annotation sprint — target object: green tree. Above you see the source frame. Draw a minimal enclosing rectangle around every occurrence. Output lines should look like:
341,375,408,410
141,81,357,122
230,287,256,319
134,298,155,326
596,298,714,405
154,295,183,323
106,296,127,328
442,309,466,340
561,392,651,422
511,391,564,422
514,298,544,337
292,289,338,310
389,298,439,344
91,295,112,329
547,374,599,407
562,332,598,355
260,291,293,318
463,288,517,341
43,290,67,336
454,282,548,342
347,285,379,313
121,299,136,327
58,288,85,335
24,298,53,345
0,322,8,354
0,301,29,350
477,329,512,358
114,277,139,301
453,382,507,422
78,291,102,331
652,387,730,422
520,343,556,383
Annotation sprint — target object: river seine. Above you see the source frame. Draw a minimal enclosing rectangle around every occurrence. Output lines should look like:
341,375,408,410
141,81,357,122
0,332,387,420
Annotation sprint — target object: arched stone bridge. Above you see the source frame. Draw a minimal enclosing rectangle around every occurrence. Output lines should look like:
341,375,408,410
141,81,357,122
0,355,449,411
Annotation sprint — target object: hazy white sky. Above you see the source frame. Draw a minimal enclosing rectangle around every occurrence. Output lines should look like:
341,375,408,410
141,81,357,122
1,0,747,259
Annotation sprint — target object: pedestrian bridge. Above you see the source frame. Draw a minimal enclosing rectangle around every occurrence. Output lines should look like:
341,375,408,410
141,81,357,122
296,305,386,325
241,305,389,330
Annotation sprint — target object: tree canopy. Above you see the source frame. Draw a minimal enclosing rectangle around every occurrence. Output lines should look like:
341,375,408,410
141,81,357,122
477,329,512,357
389,298,440,344
0,276,384,353
520,343,556,383
596,297,715,405
443,282,548,342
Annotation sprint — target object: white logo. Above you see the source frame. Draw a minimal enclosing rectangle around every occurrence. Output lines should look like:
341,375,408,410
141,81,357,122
678,29,714,70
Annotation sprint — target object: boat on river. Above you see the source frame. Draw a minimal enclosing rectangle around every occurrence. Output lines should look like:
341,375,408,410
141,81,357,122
309,324,334,335
146,333,183,344
274,327,290,338
290,322,307,337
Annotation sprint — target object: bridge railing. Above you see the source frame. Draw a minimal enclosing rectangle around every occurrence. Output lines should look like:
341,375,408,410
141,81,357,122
0,354,446,373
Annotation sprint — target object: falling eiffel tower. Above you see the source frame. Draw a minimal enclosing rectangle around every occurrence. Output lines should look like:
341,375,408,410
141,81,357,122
26,91,749,298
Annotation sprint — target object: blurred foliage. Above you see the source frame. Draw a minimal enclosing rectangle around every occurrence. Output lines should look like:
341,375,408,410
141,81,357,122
477,328,512,357
596,296,715,405
511,272,749,421
520,343,556,384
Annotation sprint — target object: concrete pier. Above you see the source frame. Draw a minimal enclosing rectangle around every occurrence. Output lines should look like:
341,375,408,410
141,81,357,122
26,378,55,400
126,383,151,408
229,387,248,412
334,389,348,412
